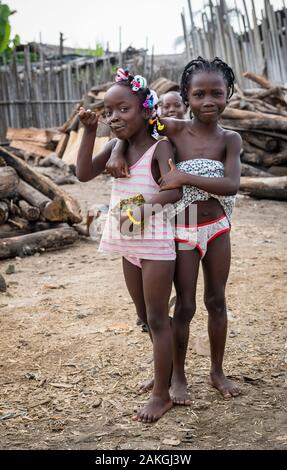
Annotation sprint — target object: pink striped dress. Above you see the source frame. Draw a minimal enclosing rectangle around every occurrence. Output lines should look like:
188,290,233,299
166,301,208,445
99,141,176,264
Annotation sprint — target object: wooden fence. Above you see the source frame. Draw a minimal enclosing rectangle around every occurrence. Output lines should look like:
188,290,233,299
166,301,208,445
182,0,287,88
0,48,114,140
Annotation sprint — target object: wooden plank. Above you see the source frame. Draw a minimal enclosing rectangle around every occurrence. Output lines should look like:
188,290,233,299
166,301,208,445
6,128,54,145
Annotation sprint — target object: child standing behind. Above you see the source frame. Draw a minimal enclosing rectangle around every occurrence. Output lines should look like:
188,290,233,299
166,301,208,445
77,69,181,422
160,91,186,119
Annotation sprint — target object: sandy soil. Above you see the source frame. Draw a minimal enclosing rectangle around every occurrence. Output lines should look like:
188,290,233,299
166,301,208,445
0,174,286,450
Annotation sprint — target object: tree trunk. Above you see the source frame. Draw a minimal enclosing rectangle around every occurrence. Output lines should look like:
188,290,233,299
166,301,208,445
0,166,19,198
0,147,82,224
240,176,287,200
0,225,78,259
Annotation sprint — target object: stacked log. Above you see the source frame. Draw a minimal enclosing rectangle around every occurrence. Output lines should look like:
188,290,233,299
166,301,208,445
5,83,112,170
0,146,81,260
221,72,287,200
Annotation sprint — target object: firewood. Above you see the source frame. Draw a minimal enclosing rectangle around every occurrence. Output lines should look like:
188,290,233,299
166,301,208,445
0,225,79,259
243,132,279,153
9,141,52,158
0,221,66,239
18,200,40,222
241,163,271,178
241,152,262,166
0,166,19,198
59,109,79,134
240,176,287,200
221,115,287,132
17,179,51,210
222,107,287,126
0,147,82,224
267,166,287,177
17,179,75,223
55,134,69,158
261,151,287,167
7,216,30,230
38,153,69,170
62,129,84,165
242,72,273,89
6,128,54,145
0,201,9,225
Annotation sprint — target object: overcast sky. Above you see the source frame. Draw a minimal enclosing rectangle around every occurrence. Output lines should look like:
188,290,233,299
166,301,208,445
8,0,285,54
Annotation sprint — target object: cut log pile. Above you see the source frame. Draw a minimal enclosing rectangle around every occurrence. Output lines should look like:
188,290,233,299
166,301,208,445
3,74,287,202
221,72,287,200
0,146,81,260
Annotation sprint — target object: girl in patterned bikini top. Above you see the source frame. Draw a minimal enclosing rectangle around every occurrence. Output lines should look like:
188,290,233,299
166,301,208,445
107,57,242,404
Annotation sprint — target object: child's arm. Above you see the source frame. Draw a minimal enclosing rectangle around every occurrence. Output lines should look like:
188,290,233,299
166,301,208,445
159,132,242,196
119,140,181,233
105,118,182,178
76,107,117,182
145,139,182,207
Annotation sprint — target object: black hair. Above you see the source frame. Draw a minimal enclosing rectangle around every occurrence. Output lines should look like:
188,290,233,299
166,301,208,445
113,70,150,108
180,56,235,106
113,70,159,136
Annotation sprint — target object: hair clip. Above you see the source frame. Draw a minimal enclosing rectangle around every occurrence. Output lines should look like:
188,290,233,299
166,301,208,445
115,68,129,82
131,75,147,92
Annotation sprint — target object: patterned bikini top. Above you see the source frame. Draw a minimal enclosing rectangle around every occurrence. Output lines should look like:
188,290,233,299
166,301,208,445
172,158,235,224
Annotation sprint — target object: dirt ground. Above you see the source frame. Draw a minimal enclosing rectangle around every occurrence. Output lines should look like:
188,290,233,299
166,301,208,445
0,174,286,450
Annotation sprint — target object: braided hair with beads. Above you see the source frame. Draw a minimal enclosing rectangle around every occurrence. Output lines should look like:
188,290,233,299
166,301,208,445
114,68,164,136
180,57,235,107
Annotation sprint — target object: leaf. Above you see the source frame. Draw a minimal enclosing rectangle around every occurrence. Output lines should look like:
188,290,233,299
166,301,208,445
0,22,11,54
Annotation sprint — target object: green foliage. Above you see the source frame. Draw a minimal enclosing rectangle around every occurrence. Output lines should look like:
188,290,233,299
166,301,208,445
0,1,20,58
74,43,104,58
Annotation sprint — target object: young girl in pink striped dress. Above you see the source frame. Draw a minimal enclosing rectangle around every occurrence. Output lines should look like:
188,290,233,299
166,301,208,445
76,69,181,423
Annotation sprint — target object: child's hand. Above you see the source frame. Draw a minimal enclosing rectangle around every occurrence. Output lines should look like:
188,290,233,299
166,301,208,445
78,107,98,132
106,154,130,178
159,159,185,191
119,207,142,237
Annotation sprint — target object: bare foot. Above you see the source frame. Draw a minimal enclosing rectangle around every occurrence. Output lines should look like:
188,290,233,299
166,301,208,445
170,378,192,405
133,396,172,423
210,371,241,399
138,378,154,394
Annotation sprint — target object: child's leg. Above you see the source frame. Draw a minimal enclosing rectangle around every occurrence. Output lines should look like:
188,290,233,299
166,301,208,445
171,247,201,404
134,259,175,423
202,232,240,399
122,257,154,393
122,257,147,325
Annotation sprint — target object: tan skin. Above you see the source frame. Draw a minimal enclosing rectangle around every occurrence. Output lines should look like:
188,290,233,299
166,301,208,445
77,83,182,423
106,71,242,402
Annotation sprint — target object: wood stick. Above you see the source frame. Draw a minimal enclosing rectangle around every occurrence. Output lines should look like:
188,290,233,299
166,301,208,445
0,225,79,259
242,72,273,89
0,221,66,239
18,200,40,222
0,201,9,225
240,176,287,200
241,163,272,178
0,166,19,198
